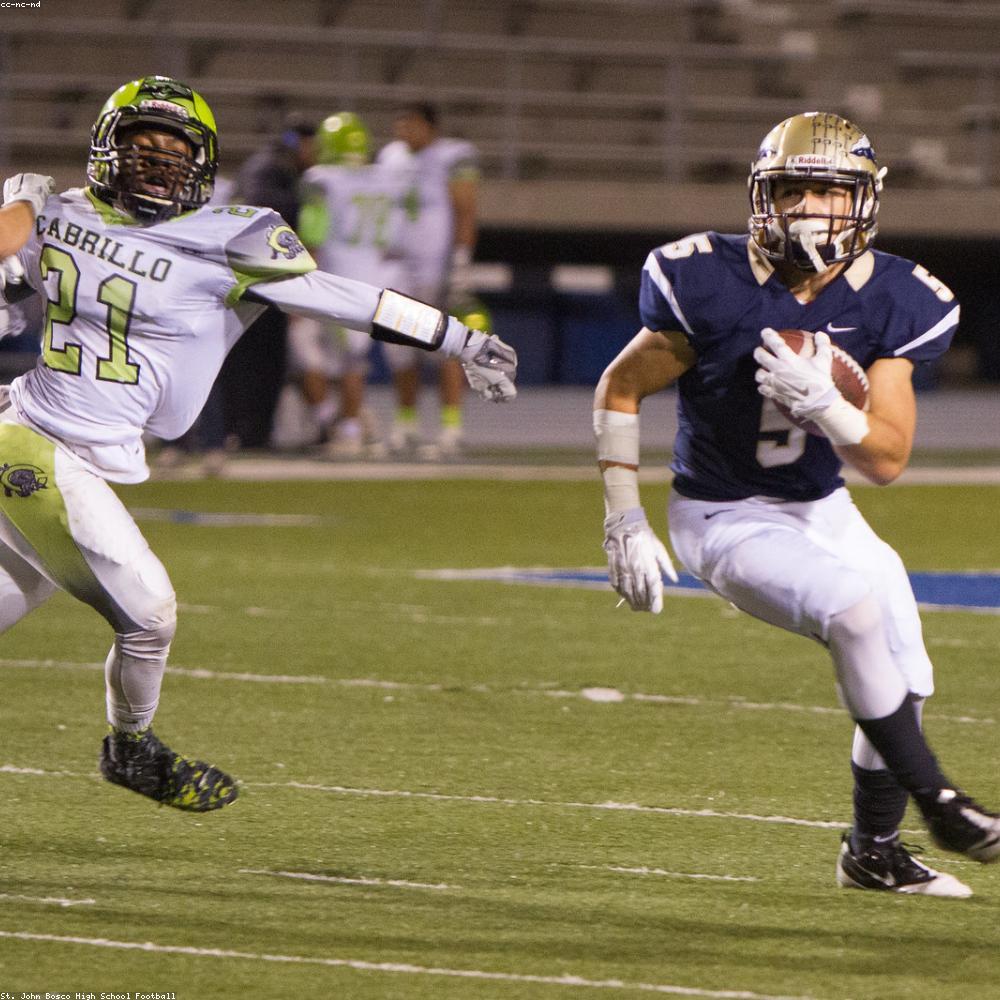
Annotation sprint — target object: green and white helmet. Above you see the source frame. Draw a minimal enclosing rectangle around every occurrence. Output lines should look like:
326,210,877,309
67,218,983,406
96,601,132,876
88,76,219,223
315,111,371,166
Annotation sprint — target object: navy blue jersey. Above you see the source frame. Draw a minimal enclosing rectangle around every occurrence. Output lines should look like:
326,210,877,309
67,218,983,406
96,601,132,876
639,232,959,501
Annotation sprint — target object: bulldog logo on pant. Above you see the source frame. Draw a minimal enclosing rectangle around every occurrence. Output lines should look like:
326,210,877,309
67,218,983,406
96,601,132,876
0,463,49,498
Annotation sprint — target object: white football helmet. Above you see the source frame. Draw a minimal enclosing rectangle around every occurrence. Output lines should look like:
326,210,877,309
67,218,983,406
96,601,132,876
748,112,886,272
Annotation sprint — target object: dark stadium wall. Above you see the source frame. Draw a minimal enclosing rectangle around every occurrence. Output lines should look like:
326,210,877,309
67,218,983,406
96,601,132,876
474,228,1000,386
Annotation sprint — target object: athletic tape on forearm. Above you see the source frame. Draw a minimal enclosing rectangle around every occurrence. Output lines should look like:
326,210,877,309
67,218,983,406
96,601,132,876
814,396,870,446
601,465,641,515
594,409,641,513
593,408,640,465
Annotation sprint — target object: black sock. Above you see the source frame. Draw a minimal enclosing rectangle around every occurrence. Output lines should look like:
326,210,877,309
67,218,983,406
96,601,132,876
854,697,950,797
850,763,909,851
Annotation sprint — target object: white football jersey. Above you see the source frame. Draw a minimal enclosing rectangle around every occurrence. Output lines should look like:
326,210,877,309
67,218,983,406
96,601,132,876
8,187,316,481
377,137,479,295
301,161,411,286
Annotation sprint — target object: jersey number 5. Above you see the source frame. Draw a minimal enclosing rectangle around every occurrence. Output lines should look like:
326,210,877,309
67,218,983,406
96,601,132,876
756,398,807,467
39,245,140,385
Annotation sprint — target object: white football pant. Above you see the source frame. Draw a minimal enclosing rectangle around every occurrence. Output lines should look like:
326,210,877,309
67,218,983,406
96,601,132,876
669,487,933,767
0,420,176,732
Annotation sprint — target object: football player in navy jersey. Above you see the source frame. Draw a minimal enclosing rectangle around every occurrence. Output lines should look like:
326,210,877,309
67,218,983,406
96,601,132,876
594,112,1000,897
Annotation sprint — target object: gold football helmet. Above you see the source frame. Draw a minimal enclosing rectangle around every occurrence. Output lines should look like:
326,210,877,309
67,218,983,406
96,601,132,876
748,112,886,272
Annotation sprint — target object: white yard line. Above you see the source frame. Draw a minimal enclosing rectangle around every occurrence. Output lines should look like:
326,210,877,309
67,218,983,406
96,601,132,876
239,868,457,890
0,764,847,831
0,893,95,907
580,865,759,883
0,764,84,778
258,782,851,831
0,765,933,844
129,508,328,527
0,929,816,999
0,657,991,725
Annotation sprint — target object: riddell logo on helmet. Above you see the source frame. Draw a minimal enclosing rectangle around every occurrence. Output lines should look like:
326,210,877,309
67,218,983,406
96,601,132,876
139,99,189,119
786,154,834,168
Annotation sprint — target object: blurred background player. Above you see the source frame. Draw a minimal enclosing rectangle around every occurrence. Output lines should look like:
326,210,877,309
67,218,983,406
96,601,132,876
221,116,316,450
291,111,410,458
377,102,480,459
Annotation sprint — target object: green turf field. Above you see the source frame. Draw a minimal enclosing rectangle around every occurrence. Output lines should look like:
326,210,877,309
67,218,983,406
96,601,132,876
1,477,998,1000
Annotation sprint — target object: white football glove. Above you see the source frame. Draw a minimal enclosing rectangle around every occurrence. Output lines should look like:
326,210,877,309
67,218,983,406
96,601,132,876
459,328,517,402
754,328,869,445
603,507,678,614
3,173,55,218
753,328,840,420
0,254,26,297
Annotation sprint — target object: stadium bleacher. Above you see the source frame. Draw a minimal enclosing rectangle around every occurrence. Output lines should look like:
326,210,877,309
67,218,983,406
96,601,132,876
2,0,1000,380
4,0,1000,200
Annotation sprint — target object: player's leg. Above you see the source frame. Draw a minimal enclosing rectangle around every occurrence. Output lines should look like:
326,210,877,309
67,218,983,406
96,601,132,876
0,526,58,630
287,315,337,443
0,424,238,811
805,492,953,886
670,491,1000,869
426,355,465,459
382,341,422,452
326,327,378,458
834,696,969,896
428,278,464,458
59,455,237,810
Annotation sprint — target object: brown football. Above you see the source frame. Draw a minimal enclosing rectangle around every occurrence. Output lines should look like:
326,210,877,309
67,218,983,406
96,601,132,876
772,329,870,437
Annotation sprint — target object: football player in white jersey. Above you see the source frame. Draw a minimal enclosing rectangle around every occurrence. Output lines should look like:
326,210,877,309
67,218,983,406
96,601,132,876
0,76,516,813
596,112,1000,895
377,103,481,458
292,111,412,457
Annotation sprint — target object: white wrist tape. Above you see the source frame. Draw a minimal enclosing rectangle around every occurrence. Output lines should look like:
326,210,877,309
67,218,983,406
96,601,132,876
595,409,641,514
602,464,641,515
371,289,447,351
813,395,870,446
439,316,470,356
594,408,640,465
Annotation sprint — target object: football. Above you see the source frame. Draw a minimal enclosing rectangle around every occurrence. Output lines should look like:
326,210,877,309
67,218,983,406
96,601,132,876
772,329,870,436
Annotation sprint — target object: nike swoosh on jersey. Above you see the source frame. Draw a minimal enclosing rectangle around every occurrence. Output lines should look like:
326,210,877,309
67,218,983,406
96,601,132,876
826,323,857,333
703,509,735,520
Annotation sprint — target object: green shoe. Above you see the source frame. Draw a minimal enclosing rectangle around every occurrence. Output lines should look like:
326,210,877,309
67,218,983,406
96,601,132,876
100,726,239,812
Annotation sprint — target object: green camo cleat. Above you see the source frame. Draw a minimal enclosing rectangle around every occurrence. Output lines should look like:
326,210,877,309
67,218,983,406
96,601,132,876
100,726,239,812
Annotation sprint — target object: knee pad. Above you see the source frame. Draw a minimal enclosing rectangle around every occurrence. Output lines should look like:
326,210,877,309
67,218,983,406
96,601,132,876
828,589,882,643
117,608,176,663
805,568,872,642
829,593,908,720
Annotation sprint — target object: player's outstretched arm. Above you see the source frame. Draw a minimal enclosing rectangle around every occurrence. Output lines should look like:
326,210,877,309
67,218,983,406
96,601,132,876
252,273,517,402
0,173,54,259
594,328,695,613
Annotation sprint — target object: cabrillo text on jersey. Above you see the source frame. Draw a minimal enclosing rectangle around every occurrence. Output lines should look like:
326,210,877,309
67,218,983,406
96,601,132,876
34,214,172,282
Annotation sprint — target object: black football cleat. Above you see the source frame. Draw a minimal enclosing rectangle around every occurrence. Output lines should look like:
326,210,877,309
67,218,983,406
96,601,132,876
836,831,971,897
100,726,239,812
917,788,1000,862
